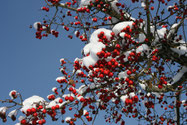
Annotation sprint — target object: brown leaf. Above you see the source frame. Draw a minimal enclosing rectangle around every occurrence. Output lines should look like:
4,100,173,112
69,79,74,84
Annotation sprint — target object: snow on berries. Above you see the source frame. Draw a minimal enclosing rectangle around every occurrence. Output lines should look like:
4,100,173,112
9,90,17,99
56,76,67,83
1,0,187,125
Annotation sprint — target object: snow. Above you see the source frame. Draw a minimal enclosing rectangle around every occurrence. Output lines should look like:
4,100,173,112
139,25,167,44
109,17,120,25
147,93,151,97
167,22,180,39
151,27,167,44
76,95,84,101
110,0,119,13
20,95,45,113
80,0,93,7
82,28,112,68
83,110,87,115
171,46,187,56
90,28,112,43
129,92,135,98
8,109,17,118
171,40,187,56
89,83,96,89
136,44,150,55
141,0,146,8
157,27,167,38
18,116,25,122
78,85,88,95
80,0,119,12
60,58,65,63
33,22,41,30
83,44,93,56
65,117,71,122
52,87,57,92
60,3,65,6
0,107,7,113
75,69,82,75
152,92,161,98
119,32,126,38
112,21,133,35
84,38,104,52
171,23,179,29
89,42,105,56
47,94,55,99
167,6,173,11
47,100,57,108
9,90,17,99
120,95,128,102
138,33,146,43
56,76,66,82
60,101,69,107
74,30,79,35
123,51,131,62
139,82,146,90
171,66,187,84
181,100,186,105
62,94,71,98
46,97,62,108
83,55,98,68
118,71,127,79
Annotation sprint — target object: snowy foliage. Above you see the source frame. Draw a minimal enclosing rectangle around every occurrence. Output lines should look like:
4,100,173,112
1,0,187,125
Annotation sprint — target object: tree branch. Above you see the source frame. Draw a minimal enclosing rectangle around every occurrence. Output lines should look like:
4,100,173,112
142,66,187,93
176,92,180,125
145,0,151,42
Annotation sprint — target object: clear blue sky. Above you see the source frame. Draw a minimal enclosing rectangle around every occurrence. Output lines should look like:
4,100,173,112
1,0,180,125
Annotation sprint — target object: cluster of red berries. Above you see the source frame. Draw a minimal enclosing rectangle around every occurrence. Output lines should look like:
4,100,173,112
41,7,49,12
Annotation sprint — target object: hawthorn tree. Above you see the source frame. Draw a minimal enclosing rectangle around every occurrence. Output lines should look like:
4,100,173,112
0,0,187,125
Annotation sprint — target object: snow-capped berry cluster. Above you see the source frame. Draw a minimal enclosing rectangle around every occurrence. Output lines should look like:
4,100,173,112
9,90,17,99
1,0,187,125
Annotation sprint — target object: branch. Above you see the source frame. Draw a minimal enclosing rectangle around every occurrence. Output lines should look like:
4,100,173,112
158,18,187,66
45,0,78,12
172,66,187,89
145,0,151,42
167,18,185,40
159,46,187,66
175,93,180,125
56,1,131,22
58,3,77,11
145,83,174,93
142,66,187,93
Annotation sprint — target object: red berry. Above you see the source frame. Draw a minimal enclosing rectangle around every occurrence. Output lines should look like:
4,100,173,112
128,80,133,85
59,98,63,103
158,84,163,89
69,107,72,110
92,18,97,22
55,105,60,109
38,105,43,109
21,119,27,124
127,70,132,75
38,120,43,125
42,109,47,114
151,6,154,10
69,87,73,91
31,108,36,113
69,96,74,102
